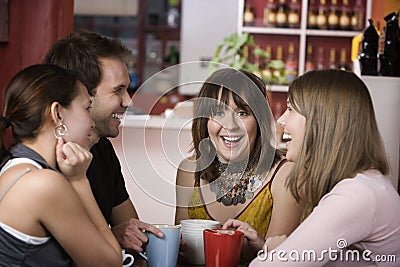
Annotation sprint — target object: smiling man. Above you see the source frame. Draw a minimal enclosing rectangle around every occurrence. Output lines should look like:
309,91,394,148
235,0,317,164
43,30,163,253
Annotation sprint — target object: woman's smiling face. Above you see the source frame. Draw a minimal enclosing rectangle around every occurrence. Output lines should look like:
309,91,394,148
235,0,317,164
207,92,258,163
277,99,306,162
62,82,95,150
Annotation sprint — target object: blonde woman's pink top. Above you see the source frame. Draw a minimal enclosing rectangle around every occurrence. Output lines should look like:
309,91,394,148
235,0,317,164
250,170,400,266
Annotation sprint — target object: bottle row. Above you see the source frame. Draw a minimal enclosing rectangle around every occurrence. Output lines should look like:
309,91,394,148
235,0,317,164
305,45,351,72
243,0,366,31
244,0,302,28
308,0,365,31
244,43,351,85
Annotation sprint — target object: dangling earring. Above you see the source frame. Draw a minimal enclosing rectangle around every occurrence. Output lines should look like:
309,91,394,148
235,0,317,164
54,122,68,139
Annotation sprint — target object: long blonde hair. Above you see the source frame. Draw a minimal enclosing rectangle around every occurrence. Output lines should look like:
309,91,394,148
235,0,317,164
287,69,388,219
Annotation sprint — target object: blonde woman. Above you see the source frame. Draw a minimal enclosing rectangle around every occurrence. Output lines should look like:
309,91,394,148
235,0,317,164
229,69,400,266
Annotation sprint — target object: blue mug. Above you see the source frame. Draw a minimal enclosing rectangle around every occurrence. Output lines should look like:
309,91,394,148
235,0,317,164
142,224,181,267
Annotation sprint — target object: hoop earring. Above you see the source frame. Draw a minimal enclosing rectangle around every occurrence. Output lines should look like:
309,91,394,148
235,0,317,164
54,122,68,139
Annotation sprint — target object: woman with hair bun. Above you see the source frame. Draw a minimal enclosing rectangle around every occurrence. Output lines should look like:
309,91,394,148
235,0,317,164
0,64,121,266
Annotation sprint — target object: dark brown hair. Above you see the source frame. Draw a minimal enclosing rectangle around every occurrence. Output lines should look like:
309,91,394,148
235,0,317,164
0,64,80,164
192,68,282,182
43,29,132,96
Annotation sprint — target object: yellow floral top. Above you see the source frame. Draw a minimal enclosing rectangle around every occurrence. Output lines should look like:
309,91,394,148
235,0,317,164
187,159,287,238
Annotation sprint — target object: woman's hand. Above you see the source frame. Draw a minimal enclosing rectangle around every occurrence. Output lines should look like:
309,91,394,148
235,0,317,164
56,138,92,180
223,219,265,251
263,235,287,251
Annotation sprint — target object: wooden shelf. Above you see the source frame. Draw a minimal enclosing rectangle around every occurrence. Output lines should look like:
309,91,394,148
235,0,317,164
243,26,361,38
242,26,302,35
238,0,372,77
268,85,289,92
305,29,362,37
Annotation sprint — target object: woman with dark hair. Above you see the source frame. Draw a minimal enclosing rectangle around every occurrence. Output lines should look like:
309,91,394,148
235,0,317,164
175,68,303,261
230,69,400,266
0,64,121,266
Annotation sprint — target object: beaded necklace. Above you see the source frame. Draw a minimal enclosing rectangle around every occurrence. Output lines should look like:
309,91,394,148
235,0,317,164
210,159,264,206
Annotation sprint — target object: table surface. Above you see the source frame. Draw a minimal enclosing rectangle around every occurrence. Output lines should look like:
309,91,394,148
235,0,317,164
130,253,248,266
131,254,202,266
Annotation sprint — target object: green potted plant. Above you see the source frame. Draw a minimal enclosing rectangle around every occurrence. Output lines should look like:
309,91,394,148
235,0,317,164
210,32,287,85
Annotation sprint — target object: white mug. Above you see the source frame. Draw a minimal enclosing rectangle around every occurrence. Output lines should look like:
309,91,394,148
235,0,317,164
122,249,134,267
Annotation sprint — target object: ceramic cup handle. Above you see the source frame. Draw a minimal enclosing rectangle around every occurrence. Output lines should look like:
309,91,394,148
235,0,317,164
122,249,134,267
138,252,148,261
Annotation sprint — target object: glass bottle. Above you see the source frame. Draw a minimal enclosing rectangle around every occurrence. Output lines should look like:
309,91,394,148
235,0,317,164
253,45,262,78
284,42,298,83
339,0,352,31
328,48,337,69
167,0,180,28
359,19,379,75
263,0,277,27
316,0,328,30
243,2,255,26
243,45,249,61
316,47,325,69
374,21,381,35
378,12,400,77
261,45,273,83
307,0,318,29
288,0,300,28
276,45,283,60
275,0,288,28
304,44,316,72
273,45,284,83
338,48,350,70
327,0,339,30
351,0,365,31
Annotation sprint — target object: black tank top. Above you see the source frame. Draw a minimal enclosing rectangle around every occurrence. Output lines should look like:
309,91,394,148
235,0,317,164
0,144,72,266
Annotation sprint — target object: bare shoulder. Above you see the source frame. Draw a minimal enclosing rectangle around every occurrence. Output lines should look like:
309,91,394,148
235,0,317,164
271,160,295,188
270,160,300,208
19,169,72,200
2,164,65,188
178,156,196,171
176,157,196,187
25,168,66,184
0,167,76,221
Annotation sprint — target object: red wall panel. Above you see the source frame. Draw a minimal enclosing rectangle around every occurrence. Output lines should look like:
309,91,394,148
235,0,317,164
0,0,74,108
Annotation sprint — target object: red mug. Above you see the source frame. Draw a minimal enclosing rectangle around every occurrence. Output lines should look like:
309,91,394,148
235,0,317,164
203,229,244,267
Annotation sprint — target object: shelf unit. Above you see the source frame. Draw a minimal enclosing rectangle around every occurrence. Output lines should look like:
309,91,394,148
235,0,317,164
237,0,372,92
137,0,181,85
